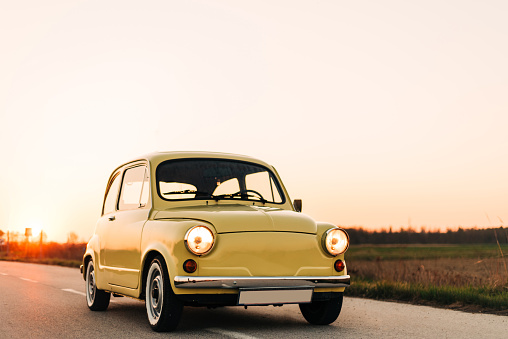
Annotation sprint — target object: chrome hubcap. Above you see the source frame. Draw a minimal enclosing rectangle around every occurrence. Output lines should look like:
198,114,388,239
86,262,96,305
151,277,161,309
147,263,163,323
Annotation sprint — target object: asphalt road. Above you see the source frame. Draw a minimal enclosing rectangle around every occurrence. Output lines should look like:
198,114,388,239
1,261,506,338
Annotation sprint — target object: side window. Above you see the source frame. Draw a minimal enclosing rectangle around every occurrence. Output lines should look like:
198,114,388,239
118,166,147,211
103,173,121,215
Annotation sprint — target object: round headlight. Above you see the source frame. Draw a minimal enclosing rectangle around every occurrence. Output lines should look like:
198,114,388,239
184,225,215,256
322,228,349,256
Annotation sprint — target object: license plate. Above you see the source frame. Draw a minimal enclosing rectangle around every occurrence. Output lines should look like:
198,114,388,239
238,288,313,306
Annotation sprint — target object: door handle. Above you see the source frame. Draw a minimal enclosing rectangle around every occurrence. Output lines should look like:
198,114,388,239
108,216,116,221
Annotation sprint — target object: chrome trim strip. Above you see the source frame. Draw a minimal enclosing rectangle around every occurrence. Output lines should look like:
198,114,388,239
173,275,350,289
101,265,140,273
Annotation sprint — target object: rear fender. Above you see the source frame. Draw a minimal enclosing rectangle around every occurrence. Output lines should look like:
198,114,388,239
82,235,109,290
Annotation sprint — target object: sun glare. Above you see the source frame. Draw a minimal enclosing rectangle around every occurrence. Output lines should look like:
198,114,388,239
26,222,44,240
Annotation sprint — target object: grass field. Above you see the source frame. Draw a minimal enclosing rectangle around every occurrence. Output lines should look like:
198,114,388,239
344,244,508,314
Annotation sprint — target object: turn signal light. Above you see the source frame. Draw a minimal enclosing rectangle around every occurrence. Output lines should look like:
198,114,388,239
183,259,197,273
334,259,345,272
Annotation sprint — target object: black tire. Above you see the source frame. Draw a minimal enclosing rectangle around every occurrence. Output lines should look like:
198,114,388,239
145,255,183,332
299,293,343,325
85,260,111,311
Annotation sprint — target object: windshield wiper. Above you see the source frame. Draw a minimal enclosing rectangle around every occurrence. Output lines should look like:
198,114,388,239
163,189,209,196
163,190,267,203
212,191,267,203
211,193,235,201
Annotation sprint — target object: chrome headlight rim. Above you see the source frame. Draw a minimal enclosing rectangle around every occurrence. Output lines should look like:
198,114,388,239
184,225,216,256
321,227,349,256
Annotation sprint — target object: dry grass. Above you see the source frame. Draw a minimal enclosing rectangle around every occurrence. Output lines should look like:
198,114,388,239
348,257,508,289
345,244,508,313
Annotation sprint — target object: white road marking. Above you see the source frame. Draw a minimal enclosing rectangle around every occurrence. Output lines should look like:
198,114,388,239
19,277,38,283
206,328,258,339
62,289,86,297
62,288,116,302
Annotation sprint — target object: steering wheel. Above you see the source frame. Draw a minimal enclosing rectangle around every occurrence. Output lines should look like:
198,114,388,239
232,189,266,201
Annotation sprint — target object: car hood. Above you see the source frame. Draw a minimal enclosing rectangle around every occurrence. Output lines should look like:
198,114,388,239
154,204,317,234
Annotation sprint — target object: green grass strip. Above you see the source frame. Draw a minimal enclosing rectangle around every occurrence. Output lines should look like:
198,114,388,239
345,278,508,310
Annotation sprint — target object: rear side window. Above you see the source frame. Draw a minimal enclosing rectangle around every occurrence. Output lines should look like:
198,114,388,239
103,173,121,215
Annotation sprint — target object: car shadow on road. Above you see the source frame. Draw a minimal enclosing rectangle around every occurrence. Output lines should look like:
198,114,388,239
99,300,351,336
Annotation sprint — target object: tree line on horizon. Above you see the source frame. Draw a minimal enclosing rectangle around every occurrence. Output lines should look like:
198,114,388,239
344,226,508,245
1,227,507,262
0,229,85,261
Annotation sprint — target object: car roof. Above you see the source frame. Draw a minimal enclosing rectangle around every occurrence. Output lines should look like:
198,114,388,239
130,151,274,169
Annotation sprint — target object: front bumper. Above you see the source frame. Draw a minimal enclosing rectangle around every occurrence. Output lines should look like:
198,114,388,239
174,275,350,289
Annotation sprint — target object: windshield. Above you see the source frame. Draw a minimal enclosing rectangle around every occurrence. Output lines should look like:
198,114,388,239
156,159,285,204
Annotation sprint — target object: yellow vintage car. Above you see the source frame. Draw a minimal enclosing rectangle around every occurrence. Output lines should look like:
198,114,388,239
81,152,350,332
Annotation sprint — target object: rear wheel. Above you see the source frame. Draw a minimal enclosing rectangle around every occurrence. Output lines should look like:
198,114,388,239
299,293,343,325
145,255,183,332
85,260,111,311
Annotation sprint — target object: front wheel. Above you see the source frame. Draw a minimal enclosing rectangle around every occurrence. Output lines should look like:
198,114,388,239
145,255,183,332
85,260,110,311
299,293,343,325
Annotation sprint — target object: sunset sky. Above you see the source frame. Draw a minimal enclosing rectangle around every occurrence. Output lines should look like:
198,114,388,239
1,0,507,242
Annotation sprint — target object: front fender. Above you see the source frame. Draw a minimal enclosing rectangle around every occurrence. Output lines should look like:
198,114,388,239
316,222,348,275
140,219,216,292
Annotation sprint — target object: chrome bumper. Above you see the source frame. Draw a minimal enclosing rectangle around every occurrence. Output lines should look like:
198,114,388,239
174,275,350,289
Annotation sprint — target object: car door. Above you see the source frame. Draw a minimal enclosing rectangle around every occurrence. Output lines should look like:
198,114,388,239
96,170,122,269
103,162,150,289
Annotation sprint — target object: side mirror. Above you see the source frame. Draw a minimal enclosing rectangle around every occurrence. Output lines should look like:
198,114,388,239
293,199,302,212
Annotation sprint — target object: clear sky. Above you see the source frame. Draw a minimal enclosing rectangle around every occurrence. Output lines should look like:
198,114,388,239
1,0,507,242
